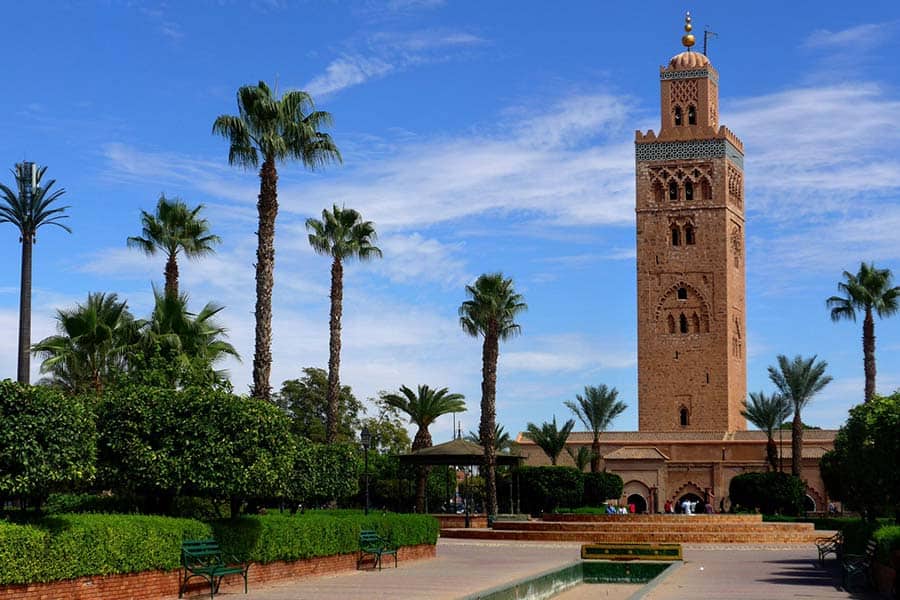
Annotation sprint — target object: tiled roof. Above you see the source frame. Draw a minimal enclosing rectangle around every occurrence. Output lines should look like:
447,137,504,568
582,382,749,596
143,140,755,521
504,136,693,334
604,447,670,461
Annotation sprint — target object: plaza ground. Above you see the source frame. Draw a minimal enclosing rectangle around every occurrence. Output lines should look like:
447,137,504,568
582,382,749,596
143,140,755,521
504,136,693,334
192,539,880,600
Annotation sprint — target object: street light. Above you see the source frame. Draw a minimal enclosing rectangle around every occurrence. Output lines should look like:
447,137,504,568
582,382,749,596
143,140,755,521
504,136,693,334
361,426,371,516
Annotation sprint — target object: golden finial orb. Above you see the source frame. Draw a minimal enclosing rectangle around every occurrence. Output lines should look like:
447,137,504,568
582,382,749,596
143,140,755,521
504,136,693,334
682,11,696,49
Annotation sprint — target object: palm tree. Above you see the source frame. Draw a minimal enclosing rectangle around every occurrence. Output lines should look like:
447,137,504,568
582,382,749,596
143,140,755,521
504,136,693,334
33,292,135,394
459,273,527,516
767,355,832,477
382,384,466,513
826,262,900,403
465,424,513,453
0,163,71,384
307,205,382,443
138,286,240,384
741,391,792,472
127,194,221,298
213,81,340,401
566,446,595,472
525,417,575,466
564,384,627,472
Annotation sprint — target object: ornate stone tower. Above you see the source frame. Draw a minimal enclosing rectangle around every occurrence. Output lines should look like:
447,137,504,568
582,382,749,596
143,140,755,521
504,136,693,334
635,13,746,432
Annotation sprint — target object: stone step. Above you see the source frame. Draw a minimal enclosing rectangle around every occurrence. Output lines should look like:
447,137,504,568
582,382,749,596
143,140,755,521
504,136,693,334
493,521,814,533
440,528,824,544
541,514,764,523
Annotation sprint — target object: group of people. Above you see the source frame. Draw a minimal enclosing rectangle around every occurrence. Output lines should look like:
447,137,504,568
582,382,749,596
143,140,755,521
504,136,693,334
605,503,637,514
663,498,715,514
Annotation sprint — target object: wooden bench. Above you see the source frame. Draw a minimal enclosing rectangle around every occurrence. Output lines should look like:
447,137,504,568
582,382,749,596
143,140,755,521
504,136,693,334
815,531,842,565
358,529,398,571
842,538,877,592
180,539,250,599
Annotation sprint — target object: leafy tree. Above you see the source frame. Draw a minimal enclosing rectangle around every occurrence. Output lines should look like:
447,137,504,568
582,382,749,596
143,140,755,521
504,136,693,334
459,272,527,516
287,440,361,508
0,380,96,509
306,205,382,442
213,81,340,401
127,194,221,298
517,466,583,514
382,384,465,513
821,392,900,522
525,416,576,466
465,424,513,452
361,398,412,455
583,471,624,506
741,391,791,472
0,163,71,384
564,384,626,472
33,292,137,394
767,355,832,477
275,367,364,443
565,446,595,472
729,471,805,516
136,287,239,385
826,262,900,403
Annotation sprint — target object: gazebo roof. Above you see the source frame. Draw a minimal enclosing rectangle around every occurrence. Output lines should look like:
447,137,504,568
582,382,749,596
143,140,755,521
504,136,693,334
396,438,525,466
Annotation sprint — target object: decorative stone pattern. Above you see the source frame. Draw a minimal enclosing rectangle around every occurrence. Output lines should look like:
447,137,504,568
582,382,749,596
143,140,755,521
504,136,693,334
636,139,744,169
727,164,743,208
669,79,699,108
660,68,719,84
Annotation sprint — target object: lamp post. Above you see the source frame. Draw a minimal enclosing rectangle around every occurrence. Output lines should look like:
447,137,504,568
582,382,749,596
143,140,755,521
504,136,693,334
361,426,371,516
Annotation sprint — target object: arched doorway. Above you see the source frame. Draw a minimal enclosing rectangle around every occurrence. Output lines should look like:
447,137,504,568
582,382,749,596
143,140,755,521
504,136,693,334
804,495,816,513
627,493,648,514
676,493,704,514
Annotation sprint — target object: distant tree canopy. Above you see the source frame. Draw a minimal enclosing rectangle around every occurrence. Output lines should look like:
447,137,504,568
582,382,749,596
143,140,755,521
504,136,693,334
275,367,364,443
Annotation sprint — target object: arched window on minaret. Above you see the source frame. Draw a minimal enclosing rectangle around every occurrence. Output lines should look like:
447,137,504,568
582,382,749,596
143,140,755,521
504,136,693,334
680,406,689,427
679,313,689,334
674,105,683,126
701,178,712,200
688,105,697,125
692,312,701,333
667,314,676,334
671,226,681,246
652,180,665,203
685,224,695,245
669,180,678,201
684,180,694,201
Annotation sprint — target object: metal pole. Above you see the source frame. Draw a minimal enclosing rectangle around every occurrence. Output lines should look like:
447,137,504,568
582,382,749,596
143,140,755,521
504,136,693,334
364,444,370,516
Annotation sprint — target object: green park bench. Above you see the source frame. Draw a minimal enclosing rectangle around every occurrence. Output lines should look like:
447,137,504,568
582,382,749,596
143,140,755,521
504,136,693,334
358,529,398,570
815,531,843,565
842,538,877,592
180,538,250,599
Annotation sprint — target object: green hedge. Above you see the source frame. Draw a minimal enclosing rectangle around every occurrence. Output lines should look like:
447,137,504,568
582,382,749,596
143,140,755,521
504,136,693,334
518,466,584,514
0,511,438,584
873,525,900,564
729,472,804,516
583,472,623,505
555,506,609,515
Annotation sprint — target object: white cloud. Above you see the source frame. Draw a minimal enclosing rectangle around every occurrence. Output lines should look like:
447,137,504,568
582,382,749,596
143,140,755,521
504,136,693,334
502,333,636,374
804,22,895,50
305,55,395,97
374,233,470,287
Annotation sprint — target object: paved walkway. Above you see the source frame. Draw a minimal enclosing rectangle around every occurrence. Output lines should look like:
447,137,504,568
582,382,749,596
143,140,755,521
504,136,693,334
196,540,881,600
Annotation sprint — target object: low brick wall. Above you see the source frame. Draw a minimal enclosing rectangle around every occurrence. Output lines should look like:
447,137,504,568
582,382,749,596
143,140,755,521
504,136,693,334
432,514,488,528
0,544,436,600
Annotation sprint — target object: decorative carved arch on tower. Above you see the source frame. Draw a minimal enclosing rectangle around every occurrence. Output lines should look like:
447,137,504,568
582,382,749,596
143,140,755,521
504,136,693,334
653,281,712,322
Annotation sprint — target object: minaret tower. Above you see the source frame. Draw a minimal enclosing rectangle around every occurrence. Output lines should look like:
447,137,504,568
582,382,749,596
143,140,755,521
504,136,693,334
635,13,746,432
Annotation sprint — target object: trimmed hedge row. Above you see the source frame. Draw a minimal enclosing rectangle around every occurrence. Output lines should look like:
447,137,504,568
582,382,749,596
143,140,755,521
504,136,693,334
0,511,439,585
517,467,623,515
873,525,900,564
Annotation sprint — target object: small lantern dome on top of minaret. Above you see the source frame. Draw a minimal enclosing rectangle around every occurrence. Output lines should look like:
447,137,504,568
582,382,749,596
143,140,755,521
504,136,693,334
668,11,711,70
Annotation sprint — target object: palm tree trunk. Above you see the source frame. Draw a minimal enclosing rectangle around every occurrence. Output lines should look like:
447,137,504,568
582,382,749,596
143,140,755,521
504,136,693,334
252,157,277,401
863,307,875,403
325,257,343,444
791,408,802,477
766,436,778,472
413,428,432,514
480,328,499,517
16,236,33,385
591,437,601,473
164,253,179,298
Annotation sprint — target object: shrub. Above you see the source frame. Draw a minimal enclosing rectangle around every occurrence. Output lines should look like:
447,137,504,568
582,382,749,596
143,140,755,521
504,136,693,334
0,513,210,584
583,471,624,505
729,472,805,516
517,466,583,514
43,493,137,515
288,441,360,506
556,506,609,515
873,525,900,564
0,380,97,507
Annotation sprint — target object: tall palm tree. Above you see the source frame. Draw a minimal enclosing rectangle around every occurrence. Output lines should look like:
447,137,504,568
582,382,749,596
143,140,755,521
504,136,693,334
826,262,900,403
466,424,513,453
459,273,527,516
213,81,340,401
0,162,71,384
127,194,221,298
566,446,595,472
564,384,627,472
741,391,792,472
767,355,832,477
33,292,135,394
307,205,382,443
525,417,576,466
382,384,466,513
138,286,240,384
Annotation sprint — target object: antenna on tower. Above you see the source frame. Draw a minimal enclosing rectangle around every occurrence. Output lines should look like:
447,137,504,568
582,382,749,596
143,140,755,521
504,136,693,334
703,28,719,56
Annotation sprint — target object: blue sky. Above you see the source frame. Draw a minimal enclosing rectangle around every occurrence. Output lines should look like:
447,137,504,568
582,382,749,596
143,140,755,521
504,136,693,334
2,1,900,441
